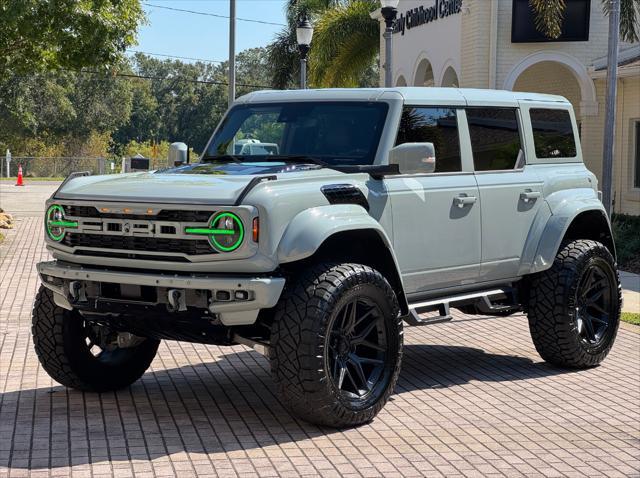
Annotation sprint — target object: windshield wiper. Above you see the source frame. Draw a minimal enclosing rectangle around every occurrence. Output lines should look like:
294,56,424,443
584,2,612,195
203,154,334,170
265,155,330,167
200,154,242,163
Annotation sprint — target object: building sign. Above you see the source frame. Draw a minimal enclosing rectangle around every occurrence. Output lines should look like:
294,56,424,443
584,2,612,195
393,0,463,35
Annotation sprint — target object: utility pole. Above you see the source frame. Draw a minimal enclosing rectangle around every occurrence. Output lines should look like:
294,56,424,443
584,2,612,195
601,0,620,217
228,0,236,108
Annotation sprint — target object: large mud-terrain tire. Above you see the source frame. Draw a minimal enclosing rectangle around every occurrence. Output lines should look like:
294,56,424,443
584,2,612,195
527,240,621,368
270,263,402,428
32,286,160,391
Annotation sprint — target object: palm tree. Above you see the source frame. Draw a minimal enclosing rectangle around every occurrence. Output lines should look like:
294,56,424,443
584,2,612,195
268,0,639,89
267,0,379,89
531,0,639,42
308,1,379,87
266,0,335,89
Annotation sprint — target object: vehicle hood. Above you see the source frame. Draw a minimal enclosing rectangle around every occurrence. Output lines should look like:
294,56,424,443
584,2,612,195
53,163,340,205
54,172,255,205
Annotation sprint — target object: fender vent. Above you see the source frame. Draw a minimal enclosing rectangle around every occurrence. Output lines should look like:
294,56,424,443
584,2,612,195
321,184,369,211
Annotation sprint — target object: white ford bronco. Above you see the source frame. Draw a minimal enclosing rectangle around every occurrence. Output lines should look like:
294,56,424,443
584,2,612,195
34,88,621,427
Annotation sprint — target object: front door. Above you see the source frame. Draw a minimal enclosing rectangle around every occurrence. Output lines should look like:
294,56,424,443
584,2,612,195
385,106,481,294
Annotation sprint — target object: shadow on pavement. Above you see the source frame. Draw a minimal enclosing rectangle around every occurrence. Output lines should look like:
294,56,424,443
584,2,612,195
1,343,574,469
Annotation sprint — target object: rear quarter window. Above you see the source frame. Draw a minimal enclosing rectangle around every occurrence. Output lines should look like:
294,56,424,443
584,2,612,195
530,108,577,159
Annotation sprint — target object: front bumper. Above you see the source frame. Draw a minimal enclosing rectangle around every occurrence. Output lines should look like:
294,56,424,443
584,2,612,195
37,260,286,326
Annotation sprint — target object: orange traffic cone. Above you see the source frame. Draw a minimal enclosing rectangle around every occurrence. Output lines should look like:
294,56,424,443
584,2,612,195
15,164,24,186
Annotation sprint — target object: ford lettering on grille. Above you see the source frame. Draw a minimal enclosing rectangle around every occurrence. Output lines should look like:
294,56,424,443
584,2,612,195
76,218,183,238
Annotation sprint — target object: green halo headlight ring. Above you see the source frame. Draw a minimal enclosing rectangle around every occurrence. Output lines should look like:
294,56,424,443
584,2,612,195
46,204,78,242
186,212,245,252
209,212,244,252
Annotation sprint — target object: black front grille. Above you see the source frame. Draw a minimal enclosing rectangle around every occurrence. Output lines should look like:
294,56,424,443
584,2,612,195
63,205,213,222
63,234,214,256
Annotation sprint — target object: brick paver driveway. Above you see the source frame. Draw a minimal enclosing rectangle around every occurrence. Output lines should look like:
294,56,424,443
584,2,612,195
1,214,639,477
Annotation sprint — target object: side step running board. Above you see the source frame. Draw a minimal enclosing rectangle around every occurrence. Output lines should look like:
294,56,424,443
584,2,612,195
405,288,512,326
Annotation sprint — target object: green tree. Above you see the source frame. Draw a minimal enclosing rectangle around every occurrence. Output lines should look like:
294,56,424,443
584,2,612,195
0,70,132,155
0,0,145,74
112,48,273,155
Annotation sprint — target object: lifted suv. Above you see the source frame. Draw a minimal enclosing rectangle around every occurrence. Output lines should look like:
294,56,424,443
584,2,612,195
34,88,621,427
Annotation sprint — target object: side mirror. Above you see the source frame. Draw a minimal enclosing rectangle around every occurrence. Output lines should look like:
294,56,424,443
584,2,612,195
388,142,436,175
168,142,189,167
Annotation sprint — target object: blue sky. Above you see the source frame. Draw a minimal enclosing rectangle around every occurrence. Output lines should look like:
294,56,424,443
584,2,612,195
133,1,288,64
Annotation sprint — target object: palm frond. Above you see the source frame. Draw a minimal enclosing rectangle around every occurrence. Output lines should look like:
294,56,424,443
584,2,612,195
318,30,378,87
308,0,379,87
602,0,640,43
529,0,566,39
266,29,299,89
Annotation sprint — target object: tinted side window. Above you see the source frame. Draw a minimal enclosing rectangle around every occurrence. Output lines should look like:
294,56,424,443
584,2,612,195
466,108,523,171
530,108,577,158
396,107,461,173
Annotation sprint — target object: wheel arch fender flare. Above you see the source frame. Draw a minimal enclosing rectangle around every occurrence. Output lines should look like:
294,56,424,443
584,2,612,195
531,196,615,273
277,205,409,315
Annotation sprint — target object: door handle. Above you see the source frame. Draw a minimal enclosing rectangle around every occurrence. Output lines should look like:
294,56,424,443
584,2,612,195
520,190,541,203
453,195,477,208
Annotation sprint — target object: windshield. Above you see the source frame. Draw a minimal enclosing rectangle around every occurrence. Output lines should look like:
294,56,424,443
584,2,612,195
204,102,389,166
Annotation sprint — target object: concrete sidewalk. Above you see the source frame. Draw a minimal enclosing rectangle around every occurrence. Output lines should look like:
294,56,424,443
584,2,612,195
620,271,640,314
0,181,61,217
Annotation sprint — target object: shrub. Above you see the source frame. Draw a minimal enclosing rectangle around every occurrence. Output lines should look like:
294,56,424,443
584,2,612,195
612,213,640,272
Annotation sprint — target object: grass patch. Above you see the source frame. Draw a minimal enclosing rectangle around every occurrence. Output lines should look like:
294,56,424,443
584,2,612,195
612,214,640,273
0,232,4,244
621,312,640,326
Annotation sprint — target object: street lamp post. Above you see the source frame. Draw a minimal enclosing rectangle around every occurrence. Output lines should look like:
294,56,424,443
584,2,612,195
296,15,314,89
381,0,399,87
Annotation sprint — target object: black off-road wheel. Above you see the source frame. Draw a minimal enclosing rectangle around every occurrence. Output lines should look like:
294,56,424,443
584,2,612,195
270,263,402,428
527,240,621,368
32,286,160,391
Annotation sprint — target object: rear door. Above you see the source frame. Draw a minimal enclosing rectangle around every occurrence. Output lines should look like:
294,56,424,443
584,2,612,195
385,106,481,294
465,106,544,281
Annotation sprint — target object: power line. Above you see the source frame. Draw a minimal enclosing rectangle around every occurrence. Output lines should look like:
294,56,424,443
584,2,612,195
11,69,273,89
74,69,273,89
143,2,286,26
127,49,225,63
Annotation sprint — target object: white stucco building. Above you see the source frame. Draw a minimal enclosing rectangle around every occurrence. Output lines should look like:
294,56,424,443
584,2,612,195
373,0,640,215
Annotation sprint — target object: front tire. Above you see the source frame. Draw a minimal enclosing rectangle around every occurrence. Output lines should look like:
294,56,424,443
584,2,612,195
270,263,402,428
527,240,621,368
32,286,160,391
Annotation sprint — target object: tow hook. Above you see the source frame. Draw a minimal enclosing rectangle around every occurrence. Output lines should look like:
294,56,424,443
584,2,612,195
68,281,87,303
167,289,187,312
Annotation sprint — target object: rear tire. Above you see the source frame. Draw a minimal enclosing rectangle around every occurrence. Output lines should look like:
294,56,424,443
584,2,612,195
270,263,402,428
32,286,160,391
527,240,621,368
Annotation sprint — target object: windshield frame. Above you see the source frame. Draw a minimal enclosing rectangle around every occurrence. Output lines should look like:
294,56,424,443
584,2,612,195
203,101,391,167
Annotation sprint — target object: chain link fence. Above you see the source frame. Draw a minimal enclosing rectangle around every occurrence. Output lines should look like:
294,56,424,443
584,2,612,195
1,157,117,178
